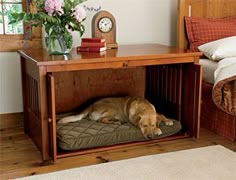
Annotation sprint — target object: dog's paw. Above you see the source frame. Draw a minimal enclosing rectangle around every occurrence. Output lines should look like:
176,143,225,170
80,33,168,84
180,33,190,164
154,128,162,136
113,121,122,125
165,120,174,126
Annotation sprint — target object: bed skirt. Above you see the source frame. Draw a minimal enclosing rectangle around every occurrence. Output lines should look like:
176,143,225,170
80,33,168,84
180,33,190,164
201,82,236,141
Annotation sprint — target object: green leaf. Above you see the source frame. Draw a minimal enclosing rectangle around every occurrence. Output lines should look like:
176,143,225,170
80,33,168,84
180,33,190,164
64,0,73,11
8,19,17,25
11,12,25,21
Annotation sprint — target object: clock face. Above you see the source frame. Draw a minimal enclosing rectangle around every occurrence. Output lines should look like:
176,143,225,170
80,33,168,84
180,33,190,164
98,17,113,33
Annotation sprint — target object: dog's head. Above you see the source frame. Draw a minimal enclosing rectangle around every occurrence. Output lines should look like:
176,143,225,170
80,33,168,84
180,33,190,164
138,113,161,139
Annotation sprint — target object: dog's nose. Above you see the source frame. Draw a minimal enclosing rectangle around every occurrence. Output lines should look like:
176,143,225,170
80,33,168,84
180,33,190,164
147,134,153,139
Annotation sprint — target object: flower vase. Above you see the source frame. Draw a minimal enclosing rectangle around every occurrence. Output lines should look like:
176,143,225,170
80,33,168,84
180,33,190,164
45,33,73,55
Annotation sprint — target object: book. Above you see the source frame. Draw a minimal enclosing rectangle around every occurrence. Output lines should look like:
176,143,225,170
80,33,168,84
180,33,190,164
81,38,106,43
81,41,106,48
77,46,107,52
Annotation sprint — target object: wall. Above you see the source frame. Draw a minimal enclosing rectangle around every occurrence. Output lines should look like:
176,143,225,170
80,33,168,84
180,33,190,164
0,53,23,113
0,0,177,114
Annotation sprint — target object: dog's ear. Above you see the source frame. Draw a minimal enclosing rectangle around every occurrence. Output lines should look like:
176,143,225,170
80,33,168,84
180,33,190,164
134,115,142,126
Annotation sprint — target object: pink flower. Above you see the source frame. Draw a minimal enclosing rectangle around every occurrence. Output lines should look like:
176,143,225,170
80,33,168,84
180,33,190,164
72,5,86,22
45,0,64,16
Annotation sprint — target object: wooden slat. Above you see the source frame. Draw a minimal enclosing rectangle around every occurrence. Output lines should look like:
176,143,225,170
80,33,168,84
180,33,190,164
145,64,183,120
47,74,57,161
182,63,202,138
38,66,50,161
176,64,182,122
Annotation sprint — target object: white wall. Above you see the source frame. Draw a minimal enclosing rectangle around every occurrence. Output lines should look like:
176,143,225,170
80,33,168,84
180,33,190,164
73,0,178,47
0,0,177,114
0,53,23,113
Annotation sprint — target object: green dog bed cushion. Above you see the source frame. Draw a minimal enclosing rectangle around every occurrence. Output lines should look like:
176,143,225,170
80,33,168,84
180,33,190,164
56,116,182,151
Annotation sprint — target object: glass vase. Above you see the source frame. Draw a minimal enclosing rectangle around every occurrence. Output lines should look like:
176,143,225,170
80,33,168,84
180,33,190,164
45,33,73,55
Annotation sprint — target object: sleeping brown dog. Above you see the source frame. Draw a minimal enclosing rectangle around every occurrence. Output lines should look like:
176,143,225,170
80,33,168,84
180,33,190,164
57,97,174,139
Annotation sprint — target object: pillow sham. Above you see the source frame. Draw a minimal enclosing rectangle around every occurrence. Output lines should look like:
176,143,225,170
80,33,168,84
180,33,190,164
185,16,236,51
198,36,236,61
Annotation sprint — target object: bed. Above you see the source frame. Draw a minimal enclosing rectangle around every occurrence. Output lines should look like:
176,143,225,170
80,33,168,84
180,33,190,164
177,0,236,141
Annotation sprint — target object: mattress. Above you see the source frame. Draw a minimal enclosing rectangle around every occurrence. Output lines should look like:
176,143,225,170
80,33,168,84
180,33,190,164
56,118,182,151
199,59,218,84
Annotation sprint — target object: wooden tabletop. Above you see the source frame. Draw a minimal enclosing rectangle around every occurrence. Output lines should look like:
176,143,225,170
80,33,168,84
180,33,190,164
18,44,202,66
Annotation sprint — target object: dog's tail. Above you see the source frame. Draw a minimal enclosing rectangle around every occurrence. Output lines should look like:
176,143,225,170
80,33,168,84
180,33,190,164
57,107,90,124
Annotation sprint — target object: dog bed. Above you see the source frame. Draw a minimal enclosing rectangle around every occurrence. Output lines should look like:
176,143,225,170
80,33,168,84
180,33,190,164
56,115,182,151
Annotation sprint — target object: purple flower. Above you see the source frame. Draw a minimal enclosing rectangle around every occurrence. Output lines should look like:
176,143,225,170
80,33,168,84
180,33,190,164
45,0,64,16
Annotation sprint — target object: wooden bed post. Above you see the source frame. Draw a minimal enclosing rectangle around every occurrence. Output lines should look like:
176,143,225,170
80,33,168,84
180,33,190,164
177,0,189,49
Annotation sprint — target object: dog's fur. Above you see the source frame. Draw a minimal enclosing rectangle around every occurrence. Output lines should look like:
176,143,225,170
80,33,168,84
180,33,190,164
57,97,173,139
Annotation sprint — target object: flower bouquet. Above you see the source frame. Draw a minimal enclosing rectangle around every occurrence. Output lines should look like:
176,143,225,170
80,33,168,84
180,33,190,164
10,0,87,55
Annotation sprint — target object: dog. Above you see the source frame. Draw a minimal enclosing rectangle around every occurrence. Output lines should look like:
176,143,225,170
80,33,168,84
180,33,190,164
57,97,174,139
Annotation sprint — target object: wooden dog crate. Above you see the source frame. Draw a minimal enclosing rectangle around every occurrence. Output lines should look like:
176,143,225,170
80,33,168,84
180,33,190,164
18,44,202,161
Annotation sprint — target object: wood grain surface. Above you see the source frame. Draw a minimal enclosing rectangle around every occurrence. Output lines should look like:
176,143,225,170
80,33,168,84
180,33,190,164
1,126,235,180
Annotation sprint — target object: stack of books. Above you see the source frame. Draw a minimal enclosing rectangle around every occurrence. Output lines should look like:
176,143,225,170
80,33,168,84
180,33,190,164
77,38,106,52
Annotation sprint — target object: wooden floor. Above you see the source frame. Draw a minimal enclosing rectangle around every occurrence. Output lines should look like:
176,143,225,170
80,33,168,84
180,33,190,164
1,126,235,180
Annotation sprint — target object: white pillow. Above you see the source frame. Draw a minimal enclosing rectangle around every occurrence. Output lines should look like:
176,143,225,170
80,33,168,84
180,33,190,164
198,36,236,61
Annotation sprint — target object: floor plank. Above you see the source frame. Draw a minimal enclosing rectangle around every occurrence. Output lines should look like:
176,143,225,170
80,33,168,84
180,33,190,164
1,127,235,180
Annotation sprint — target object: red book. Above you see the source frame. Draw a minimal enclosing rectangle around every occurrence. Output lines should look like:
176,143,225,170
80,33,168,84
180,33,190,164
77,46,107,52
81,41,106,48
82,38,106,43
